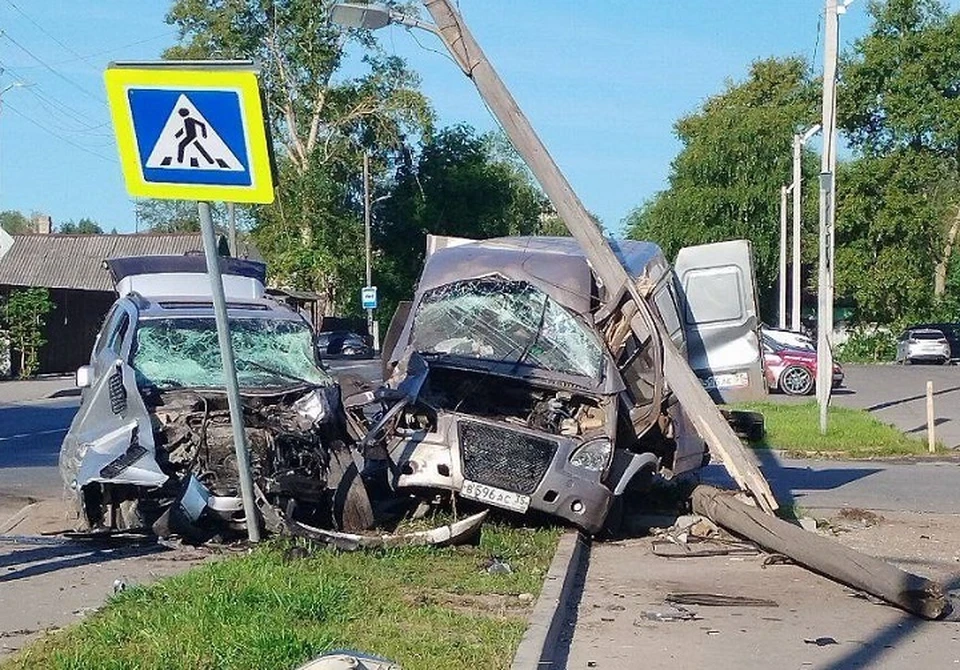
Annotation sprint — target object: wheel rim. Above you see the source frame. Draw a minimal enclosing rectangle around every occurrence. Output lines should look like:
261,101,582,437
782,367,812,395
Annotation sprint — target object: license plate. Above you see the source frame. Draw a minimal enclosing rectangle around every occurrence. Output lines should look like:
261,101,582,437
460,480,530,513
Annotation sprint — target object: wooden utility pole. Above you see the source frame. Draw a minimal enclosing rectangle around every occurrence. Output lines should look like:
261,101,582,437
420,0,778,512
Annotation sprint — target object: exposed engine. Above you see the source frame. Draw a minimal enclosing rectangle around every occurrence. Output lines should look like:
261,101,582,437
398,366,606,437
83,386,372,540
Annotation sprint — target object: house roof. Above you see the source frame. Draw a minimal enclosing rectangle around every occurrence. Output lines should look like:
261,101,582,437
0,233,253,292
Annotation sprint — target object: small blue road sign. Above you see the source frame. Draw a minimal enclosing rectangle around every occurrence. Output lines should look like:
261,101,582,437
361,286,378,310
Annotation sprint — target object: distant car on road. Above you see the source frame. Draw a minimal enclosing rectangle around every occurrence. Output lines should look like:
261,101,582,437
316,330,374,358
896,328,951,365
762,334,843,396
905,323,959,361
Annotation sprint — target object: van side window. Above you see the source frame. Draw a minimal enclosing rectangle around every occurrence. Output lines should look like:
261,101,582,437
106,314,130,354
93,306,118,357
653,283,682,341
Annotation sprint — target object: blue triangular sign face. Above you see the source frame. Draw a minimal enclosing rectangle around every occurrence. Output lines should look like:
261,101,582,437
128,88,252,187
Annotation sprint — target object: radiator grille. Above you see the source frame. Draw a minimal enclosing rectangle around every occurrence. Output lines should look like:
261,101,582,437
458,420,557,495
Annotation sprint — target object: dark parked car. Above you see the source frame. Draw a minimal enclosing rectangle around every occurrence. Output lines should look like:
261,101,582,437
317,330,374,358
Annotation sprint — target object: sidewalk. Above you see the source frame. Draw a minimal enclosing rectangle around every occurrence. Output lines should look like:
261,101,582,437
565,510,960,669
0,375,76,405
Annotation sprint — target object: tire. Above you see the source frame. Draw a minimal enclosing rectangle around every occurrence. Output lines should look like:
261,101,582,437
780,365,814,396
327,447,375,532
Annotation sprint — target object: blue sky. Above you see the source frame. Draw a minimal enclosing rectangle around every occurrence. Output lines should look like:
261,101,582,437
0,1,946,234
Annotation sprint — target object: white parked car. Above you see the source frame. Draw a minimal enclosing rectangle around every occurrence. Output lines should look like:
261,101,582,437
761,326,815,352
896,328,951,365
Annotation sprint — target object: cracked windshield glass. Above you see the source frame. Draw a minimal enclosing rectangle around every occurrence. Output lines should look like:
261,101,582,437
132,317,331,390
412,278,603,378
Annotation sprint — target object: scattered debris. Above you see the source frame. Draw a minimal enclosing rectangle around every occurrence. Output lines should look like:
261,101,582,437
635,604,699,622
837,507,883,527
803,637,839,647
798,517,819,533
665,592,778,608
650,513,760,558
485,557,513,575
112,578,127,594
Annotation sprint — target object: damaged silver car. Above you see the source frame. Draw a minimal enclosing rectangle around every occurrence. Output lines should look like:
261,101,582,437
371,235,765,534
60,256,373,540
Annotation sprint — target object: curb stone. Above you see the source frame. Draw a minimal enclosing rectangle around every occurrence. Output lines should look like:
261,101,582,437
511,530,590,669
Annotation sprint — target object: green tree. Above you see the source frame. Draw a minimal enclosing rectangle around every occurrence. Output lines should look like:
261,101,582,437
58,218,103,234
1,287,54,377
0,210,30,234
838,0,960,320
374,125,545,319
165,0,432,314
624,57,819,316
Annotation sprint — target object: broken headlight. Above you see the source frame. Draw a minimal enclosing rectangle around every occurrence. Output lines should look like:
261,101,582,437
569,438,612,471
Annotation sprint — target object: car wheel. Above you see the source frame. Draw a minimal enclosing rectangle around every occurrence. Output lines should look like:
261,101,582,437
780,365,814,396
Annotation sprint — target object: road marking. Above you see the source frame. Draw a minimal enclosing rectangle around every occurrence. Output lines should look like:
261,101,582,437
0,428,67,443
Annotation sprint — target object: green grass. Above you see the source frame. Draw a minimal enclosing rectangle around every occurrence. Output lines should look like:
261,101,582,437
732,401,944,458
4,524,560,670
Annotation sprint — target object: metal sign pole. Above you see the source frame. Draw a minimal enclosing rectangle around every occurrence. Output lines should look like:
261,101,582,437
198,201,261,542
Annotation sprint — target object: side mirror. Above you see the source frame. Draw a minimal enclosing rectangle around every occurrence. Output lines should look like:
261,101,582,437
76,365,93,389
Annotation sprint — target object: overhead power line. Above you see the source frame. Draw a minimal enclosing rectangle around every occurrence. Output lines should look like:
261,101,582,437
0,30,106,105
3,101,116,163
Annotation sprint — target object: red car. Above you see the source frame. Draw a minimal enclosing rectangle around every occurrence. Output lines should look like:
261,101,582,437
762,337,844,396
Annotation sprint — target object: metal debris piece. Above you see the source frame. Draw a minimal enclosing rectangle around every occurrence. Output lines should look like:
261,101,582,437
803,637,839,647
665,592,778,608
635,604,699,622
287,511,487,551
486,557,513,574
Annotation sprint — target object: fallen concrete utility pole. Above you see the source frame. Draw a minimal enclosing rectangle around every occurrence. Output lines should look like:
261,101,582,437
692,485,948,619
420,0,777,513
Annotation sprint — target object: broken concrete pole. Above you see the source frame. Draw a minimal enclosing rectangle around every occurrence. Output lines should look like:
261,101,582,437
692,485,948,619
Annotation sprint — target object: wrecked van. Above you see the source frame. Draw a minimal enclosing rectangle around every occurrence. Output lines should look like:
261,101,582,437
374,236,765,534
59,256,373,539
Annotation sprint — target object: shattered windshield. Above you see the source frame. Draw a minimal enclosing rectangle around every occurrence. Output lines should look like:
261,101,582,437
411,278,604,379
132,317,331,390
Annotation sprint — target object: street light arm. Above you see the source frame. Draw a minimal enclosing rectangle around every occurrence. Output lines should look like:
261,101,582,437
801,123,822,144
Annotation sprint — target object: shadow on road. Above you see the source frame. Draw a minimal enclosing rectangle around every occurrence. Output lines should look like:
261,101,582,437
0,538,168,584
866,384,960,413
818,574,960,670
702,450,882,510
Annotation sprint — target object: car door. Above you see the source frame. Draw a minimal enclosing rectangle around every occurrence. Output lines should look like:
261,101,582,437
673,239,766,403
60,305,167,492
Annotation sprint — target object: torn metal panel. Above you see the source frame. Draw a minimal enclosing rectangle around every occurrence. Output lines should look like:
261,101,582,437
288,510,488,550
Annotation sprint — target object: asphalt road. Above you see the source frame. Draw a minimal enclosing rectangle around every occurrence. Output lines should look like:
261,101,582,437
0,397,78,520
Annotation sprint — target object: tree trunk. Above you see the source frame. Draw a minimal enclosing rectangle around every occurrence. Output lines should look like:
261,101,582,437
934,205,960,297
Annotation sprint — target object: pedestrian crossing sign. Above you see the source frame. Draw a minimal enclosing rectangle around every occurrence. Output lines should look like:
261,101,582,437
105,62,275,204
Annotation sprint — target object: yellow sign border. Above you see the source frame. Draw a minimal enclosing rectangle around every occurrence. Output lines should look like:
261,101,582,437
105,66,275,204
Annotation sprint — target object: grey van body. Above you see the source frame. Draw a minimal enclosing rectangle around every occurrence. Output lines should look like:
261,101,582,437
377,235,764,534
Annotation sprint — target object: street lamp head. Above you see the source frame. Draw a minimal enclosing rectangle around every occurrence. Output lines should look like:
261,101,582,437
330,3,394,31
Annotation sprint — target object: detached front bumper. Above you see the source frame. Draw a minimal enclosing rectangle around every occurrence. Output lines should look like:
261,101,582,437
388,412,614,534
